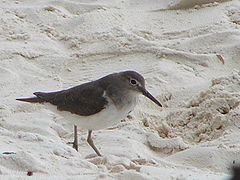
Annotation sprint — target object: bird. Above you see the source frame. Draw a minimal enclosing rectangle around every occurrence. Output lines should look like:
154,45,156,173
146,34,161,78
16,70,162,156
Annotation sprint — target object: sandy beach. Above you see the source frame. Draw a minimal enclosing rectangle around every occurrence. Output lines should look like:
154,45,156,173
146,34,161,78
0,0,240,179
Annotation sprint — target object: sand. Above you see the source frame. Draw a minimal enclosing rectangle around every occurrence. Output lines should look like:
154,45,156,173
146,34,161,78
0,0,240,179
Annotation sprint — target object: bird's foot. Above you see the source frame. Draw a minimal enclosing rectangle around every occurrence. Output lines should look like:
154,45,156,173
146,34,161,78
66,140,78,152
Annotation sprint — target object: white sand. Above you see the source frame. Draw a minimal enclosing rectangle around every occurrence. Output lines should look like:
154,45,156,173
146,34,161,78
0,0,240,179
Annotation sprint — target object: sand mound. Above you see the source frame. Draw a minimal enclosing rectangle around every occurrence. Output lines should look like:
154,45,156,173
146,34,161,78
153,71,240,144
168,0,231,9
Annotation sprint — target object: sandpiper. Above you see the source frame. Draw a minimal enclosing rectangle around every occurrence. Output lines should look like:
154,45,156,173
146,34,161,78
16,71,162,156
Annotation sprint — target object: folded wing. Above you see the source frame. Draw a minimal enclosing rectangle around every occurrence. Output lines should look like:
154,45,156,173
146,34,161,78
16,83,108,116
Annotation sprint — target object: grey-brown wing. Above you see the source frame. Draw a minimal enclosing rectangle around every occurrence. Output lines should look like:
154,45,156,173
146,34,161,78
34,84,108,116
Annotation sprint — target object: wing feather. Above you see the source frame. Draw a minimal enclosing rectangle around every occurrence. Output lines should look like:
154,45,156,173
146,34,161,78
23,83,108,116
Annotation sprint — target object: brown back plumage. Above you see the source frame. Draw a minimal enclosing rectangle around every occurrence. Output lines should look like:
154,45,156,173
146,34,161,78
16,82,108,116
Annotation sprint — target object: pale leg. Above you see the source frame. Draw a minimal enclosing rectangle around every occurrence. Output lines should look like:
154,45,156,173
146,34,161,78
87,130,102,156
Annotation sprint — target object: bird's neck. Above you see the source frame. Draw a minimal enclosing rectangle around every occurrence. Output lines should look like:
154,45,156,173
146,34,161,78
107,87,138,110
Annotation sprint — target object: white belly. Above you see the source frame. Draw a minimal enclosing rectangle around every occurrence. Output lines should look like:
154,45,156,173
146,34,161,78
47,96,138,131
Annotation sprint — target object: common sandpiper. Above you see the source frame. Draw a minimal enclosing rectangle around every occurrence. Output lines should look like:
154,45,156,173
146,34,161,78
16,70,162,156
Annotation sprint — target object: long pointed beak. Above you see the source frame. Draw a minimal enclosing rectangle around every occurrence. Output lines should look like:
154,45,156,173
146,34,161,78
138,86,162,107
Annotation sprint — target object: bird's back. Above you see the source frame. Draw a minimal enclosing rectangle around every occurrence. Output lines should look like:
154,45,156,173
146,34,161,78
16,81,108,116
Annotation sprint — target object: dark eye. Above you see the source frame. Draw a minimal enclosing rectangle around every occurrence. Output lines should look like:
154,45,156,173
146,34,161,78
130,79,137,85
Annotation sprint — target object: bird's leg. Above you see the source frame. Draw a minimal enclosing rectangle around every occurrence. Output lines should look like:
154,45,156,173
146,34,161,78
73,125,78,151
87,130,102,156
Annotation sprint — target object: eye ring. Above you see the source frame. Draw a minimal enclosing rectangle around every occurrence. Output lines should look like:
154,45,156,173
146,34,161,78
130,79,137,85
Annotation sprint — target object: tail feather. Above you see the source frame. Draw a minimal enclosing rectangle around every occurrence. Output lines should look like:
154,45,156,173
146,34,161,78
17,89,63,104
17,91,60,103
33,91,58,102
16,97,45,103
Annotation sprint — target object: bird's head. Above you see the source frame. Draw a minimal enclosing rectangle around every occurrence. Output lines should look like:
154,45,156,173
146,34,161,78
119,71,162,107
